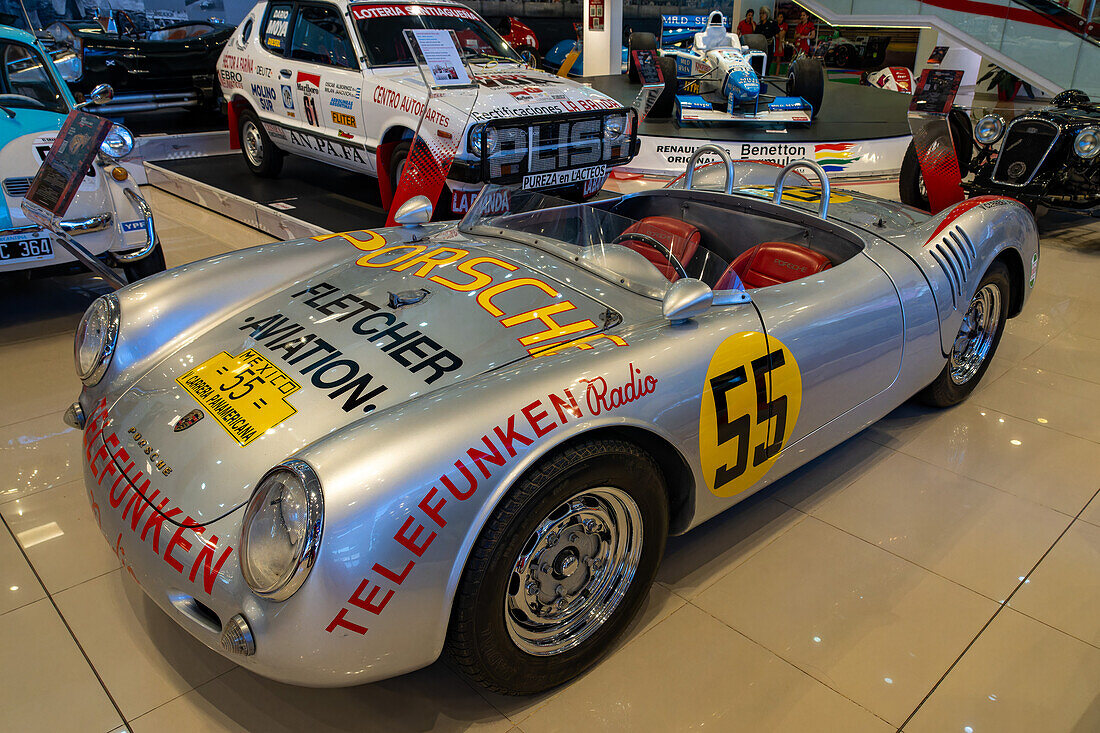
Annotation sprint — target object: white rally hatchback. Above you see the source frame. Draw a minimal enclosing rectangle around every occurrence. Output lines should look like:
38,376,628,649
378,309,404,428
219,0,638,215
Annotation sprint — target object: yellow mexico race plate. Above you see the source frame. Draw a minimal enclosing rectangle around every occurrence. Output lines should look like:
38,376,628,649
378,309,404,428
699,331,802,498
176,349,300,446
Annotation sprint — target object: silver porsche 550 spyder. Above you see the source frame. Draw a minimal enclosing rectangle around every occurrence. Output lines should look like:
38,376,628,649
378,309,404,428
67,153,1037,695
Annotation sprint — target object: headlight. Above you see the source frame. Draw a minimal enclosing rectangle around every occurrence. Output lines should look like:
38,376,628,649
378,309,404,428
240,460,323,602
1074,127,1100,159
74,294,119,385
974,114,1004,144
100,124,134,159
467,124,497,156
604,115,625,138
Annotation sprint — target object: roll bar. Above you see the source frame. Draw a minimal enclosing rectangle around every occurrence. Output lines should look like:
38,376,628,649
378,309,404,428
684,144,734,194
773,160,831,220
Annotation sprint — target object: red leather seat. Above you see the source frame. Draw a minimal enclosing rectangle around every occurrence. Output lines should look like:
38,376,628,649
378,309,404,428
716,241,832,290
618,216,702,281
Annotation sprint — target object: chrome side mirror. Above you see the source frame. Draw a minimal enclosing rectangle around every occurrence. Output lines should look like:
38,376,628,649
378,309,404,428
663,278,712,324
393,195,432,226
77,83,114,108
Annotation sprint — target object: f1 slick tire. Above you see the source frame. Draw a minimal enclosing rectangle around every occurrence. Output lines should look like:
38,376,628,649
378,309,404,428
628,32,657,83
787,56,825,119
650,56,678,118
238,109,283,178
445,438,668,695
742,33,768,53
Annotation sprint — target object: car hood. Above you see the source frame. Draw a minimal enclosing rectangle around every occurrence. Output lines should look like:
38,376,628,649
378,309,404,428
104,232,619,524
0,107,65,145
382,62,623,123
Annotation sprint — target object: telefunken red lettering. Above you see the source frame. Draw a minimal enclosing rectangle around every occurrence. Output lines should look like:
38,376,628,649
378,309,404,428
82,399,233,596
324,363,657,635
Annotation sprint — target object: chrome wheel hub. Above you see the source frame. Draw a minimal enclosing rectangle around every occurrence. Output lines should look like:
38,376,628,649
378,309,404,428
950,282,1001,385
505,487,643,656
243,121,264,167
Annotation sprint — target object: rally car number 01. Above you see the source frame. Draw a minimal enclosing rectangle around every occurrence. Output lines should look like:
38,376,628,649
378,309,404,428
700,331,802,498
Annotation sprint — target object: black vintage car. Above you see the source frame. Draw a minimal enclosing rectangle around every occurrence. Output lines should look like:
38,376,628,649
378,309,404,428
900,89,1100,214
45,10,234,116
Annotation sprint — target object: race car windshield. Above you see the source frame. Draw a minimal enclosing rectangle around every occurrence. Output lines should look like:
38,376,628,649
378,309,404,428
460,186,733,299
0,41,68,114
352,5,521,67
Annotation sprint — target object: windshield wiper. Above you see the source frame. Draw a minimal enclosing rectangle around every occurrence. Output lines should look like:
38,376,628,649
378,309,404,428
0,105,15,119
463,51,518,63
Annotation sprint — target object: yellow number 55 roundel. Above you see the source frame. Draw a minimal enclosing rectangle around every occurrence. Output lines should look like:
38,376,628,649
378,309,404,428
699,332,802,498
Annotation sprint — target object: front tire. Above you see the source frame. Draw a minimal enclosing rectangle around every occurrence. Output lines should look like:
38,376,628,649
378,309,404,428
787,56,825,118
920,261,1010,407
445,439,668,695
238,109,283,177
899,142,928,210
388,140,411,190
122,243,166,283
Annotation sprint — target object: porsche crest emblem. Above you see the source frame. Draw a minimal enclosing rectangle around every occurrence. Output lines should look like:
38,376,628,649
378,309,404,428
174,409,205,432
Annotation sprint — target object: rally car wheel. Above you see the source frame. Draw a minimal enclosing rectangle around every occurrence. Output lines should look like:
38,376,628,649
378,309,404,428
899,143,928,210
650,56,678,118
122,244,167,283
238,110,283,177
445,438,668,695
787,57,825,118
920,261,1010,407
388,140,411,189
627,32,657,83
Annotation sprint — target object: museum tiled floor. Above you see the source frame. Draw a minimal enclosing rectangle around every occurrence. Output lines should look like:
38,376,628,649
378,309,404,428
1,185,1098,732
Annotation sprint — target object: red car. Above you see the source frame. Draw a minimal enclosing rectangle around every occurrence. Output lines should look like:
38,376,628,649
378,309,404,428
499,17,539,67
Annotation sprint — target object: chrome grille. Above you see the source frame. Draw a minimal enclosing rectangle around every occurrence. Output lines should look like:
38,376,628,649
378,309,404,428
991,117,1058,186
926,226,976,308
2,177,32,197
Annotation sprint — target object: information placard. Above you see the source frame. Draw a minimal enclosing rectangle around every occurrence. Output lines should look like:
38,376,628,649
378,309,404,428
24,110,111,218
410,29,472,87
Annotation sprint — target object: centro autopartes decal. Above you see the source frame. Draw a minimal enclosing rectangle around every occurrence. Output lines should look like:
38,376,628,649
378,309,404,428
699,332,801,498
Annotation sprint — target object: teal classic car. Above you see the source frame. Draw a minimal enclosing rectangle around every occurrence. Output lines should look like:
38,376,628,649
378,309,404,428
0,24,162,281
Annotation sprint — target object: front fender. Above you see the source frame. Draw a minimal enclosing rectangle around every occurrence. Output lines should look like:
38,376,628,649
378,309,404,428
294,318,701,682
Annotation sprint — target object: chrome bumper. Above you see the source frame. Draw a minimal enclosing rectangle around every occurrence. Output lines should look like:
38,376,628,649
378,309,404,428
114,188,159,263
0,211,112,238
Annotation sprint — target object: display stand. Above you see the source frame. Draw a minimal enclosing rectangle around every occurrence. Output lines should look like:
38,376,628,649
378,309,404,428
385,29,479,226
630,50,667,122
907,69,966,214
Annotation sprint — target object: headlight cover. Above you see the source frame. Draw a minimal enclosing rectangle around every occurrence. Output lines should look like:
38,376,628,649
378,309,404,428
1074,127,1100,159
74,294,119,385
604,114,625,138
467,124,497,156
100,124,134,159
240,460,324,602
974,114,1004,144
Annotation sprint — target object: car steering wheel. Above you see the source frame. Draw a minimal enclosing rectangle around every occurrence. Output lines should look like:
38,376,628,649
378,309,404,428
612,232,689,280
0,93,47,110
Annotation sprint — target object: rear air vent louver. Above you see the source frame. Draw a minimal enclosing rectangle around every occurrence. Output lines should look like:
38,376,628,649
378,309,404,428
2,177,32,197
926,226,976,309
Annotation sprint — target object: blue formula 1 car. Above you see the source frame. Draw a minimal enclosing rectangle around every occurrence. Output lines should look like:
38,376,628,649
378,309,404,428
635,12,826,125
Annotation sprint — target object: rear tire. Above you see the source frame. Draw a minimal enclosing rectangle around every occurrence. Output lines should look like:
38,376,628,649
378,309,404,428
122,243,166,283
627,32,657,83
444,439,668,695
787,56,825,118
920,261,1010,407
238,109,283,177
650,56,678,118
